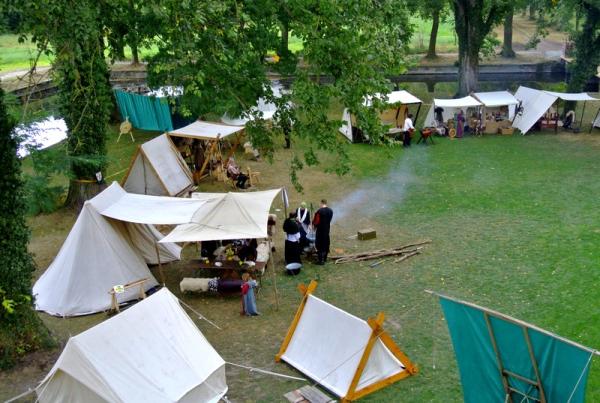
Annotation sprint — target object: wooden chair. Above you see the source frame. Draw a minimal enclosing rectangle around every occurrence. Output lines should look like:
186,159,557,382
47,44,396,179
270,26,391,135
247,167,261,187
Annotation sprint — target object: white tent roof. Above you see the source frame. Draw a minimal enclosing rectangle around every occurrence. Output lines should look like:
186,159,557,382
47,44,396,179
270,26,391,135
544,91,599,102
37,289,227,403
33,183,184,316
281,294,408,398
434,96,482,108
161,189,281,243
473,91,519,107
363,90,422,107
169,120,244,140
123,134,194,197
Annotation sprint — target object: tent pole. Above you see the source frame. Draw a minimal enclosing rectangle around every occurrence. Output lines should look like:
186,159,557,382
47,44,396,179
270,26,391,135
522,326,548,403
580,101,587,130
270,245,279,311
414,103,422,127
591,108,600,133
154,242,166,286
197,136,220,181
555,100,559,133
483,312,514,402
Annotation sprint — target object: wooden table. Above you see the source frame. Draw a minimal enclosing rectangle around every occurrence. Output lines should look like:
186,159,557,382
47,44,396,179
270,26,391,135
193,259,267,280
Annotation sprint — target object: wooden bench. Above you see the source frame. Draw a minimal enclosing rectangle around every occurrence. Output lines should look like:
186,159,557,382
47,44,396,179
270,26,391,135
108,278,148,313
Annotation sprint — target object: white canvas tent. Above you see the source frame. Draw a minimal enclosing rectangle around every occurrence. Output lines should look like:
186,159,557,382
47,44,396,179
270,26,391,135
339,90,423,142
424,96,482,127
161,189,281,243
512,86,600,134
36,288,228,403
473,91,519,120
32,183,196,316
276,281,417,401
122,134,194,197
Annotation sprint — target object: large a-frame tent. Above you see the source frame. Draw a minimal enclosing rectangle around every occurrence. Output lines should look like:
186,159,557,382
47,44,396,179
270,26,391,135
36,288,228,403
122,133,194,197
33,183,188,316
276,281,417,402
430,290,599,403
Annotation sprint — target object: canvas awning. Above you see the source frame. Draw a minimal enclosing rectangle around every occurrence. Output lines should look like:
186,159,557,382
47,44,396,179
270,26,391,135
424,96,482,127
169,120,244,140
37,288,228,403
431,290,598,403
544,91,599,102
363,90,423,107
160,189,281,242
473,91,519,107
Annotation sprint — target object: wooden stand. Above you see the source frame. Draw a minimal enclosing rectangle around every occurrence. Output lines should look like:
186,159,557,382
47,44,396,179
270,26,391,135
108,278,148,313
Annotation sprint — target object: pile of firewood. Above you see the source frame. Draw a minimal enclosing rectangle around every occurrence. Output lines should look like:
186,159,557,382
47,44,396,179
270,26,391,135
330,240,431,265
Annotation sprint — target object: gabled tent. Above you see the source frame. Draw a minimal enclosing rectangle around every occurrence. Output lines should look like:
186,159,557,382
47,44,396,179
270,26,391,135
33,183,190,316
424,96,482,127
169,120,246,179
339,90,423,142
160,188,281,243
122,134,194,197
512,86,600,134
431,291,598,403
36,288,228,403
276,281,417,402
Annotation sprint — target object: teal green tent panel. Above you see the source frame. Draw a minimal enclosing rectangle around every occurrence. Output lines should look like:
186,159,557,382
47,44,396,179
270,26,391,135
440,297,593,403
114,90,173,132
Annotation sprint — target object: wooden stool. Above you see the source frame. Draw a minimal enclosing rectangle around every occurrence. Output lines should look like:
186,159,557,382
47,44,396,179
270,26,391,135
108,278,148,313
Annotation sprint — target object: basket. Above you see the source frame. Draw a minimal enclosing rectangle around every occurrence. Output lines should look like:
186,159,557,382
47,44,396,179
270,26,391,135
500,127,514,135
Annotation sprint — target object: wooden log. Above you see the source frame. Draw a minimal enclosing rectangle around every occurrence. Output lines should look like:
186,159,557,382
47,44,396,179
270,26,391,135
329,240,431,260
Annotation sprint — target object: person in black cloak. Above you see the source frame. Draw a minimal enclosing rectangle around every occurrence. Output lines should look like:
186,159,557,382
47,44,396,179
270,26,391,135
283,212,302,264
312,199,333,265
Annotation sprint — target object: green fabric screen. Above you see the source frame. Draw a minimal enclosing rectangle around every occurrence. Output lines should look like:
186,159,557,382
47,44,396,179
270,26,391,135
439,296,593,403
114,90,173,132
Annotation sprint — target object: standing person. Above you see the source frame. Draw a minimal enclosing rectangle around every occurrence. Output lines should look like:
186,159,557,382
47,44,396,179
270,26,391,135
402,113,414,147
283,212,301,264
312,199,333,265
241,273,259,316
296,201,311,247
456,109,465,138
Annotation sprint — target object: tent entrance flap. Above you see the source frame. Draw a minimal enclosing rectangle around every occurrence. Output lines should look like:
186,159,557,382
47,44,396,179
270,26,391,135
428,290,597,403
276,281,417,402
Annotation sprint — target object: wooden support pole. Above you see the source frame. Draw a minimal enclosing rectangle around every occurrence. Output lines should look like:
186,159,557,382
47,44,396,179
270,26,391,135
154,242,166,285
522,326,547,403
197,136,220,181
580,101,587,130
275,280,318,361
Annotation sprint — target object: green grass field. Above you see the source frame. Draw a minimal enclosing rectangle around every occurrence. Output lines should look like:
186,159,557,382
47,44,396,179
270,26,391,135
3,125,600,401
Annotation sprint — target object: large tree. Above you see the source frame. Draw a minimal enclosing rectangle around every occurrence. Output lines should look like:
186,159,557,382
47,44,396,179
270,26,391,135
0,88,53,370
19,0,114,207
148,0,413,189
566,1,600,92
417,0,449,59
453,0,511,95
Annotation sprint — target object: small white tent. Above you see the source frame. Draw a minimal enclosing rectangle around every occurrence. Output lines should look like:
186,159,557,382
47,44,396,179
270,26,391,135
33,183,193,316
276,281,417,401
339,90,423,142
122,134,194,197
424,96,482,127
161,189,281,243
512,86,600,134
473,91,519,120
36,288,228,403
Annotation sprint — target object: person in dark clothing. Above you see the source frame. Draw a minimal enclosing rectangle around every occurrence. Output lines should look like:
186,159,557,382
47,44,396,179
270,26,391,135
283,212,302,264
312,199,333,265
296,201,311,247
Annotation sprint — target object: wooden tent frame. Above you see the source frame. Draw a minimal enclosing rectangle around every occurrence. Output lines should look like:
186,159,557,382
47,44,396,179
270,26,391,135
426,290,600,403
276,280,418,402
168,121,245,182
121,135,194,197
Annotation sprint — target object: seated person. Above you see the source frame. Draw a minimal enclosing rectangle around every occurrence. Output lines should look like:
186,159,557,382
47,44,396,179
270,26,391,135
238,239,258,261
226,157,249,188
563,110,575,130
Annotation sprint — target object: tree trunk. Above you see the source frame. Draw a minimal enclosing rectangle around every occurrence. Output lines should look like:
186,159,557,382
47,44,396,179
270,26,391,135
529,5,536,20
455,1,481,95
458,46,480,96
131,40,140,64
426,9,440,59
501,9,516,58
280,20,289,56
129,0,139,64
65,180,107,211
567,3,600,93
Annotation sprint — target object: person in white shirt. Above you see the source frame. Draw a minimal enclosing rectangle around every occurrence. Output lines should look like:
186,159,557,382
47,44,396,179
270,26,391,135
402,113,414,147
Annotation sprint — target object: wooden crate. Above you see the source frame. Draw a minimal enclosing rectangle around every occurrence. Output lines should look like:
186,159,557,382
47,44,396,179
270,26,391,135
357,228,377,240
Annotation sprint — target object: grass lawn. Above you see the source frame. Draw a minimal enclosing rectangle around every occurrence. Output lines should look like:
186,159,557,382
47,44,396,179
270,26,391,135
2,126,600,401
